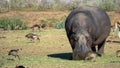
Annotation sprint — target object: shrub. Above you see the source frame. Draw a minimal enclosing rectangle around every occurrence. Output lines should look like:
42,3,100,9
98,0,115,11
3,0,117,11
56,21,65,29
114,0,120,12
0,18,28,30
40,18,59,28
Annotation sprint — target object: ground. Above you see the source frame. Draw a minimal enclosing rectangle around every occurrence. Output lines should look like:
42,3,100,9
0,11,120,68
0,11,69,27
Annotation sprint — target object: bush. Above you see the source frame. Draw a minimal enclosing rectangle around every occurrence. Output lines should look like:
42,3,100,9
0,18,28,30
56,21,65,29
114,0,120,12
0,0,100,11
40,18,59,28
1,0,116,11
98,0,115,11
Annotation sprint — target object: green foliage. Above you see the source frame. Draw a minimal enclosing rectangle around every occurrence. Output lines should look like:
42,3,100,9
40,18,66,29
98,0,115,11
0,56,8,67
56,21,65,29
2,0,120,12
48,18,59,27
114,0,120,12
40,18,59,28
0,18,28,30
10,0,25,9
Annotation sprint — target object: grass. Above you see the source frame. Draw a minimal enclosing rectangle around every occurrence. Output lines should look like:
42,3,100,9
0,18,28,30
98,0,115,11
1,54,120,68
56,21,65,29
0,29,120,68
40,18,65,28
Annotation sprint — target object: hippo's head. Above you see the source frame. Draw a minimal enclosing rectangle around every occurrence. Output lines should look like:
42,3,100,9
70,29,95,60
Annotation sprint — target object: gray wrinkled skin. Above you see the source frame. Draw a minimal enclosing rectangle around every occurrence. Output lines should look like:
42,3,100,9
65,6,111,60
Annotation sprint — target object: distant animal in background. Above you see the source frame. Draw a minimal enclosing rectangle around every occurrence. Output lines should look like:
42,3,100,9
0,26,7,38
41,24,47,29
31,24,40,32
15,25,22,30
8,49,20,60
111,20,120,38
25,33,40,42
15,65,25,68
117,23,120,38
116,50,120,57
0,26,7,31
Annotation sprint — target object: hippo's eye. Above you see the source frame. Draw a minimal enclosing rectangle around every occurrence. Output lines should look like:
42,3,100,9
74,36,79,41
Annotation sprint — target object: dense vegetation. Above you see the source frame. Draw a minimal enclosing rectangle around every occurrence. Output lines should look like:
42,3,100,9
0,0,120,30
0,0,119,11
0,18,27,30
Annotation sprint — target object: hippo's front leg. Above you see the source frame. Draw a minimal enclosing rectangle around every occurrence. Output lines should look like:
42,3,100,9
97,40,106,56
91,46,96,52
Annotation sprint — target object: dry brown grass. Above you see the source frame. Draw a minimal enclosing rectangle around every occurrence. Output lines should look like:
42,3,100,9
0,11,120,68
0,11,69,27
0,29,120,68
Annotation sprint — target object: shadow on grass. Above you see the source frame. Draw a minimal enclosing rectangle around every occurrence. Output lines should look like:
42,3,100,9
106,40,120,43
47,52,72,60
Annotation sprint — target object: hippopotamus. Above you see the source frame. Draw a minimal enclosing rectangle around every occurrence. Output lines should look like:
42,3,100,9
65,6,111,60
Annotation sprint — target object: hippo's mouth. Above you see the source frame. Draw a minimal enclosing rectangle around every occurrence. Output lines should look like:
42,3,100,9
72,44,90,60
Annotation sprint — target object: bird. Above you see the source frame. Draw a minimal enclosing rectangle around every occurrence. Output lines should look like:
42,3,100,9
8,49,20,60
118,31,120,38
25,33,40,42
41,24,47,29
117,23,120,38
31,24,40,32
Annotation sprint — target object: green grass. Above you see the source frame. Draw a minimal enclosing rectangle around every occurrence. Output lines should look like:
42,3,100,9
98,0,115,11
56,21,65,29
0,29,120,68
40,18,65,28
1,54,120,68
0,18,28,30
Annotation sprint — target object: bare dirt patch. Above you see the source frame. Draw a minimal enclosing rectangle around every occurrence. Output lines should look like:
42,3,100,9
0,11,69,27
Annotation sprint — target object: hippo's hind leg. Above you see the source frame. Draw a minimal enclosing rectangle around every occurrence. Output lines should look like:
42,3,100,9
97,40,106,56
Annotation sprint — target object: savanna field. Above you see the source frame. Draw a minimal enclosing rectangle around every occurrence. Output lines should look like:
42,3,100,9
0,11,120,68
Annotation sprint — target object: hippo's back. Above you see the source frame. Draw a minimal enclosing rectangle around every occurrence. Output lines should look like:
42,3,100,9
65,6,111,44
66,6,111,29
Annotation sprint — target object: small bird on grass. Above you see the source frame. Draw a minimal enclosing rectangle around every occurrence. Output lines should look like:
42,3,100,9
41,23,47,29
8,49,20,60
117,23,120,38
25,33,40,42
31,24,40,32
